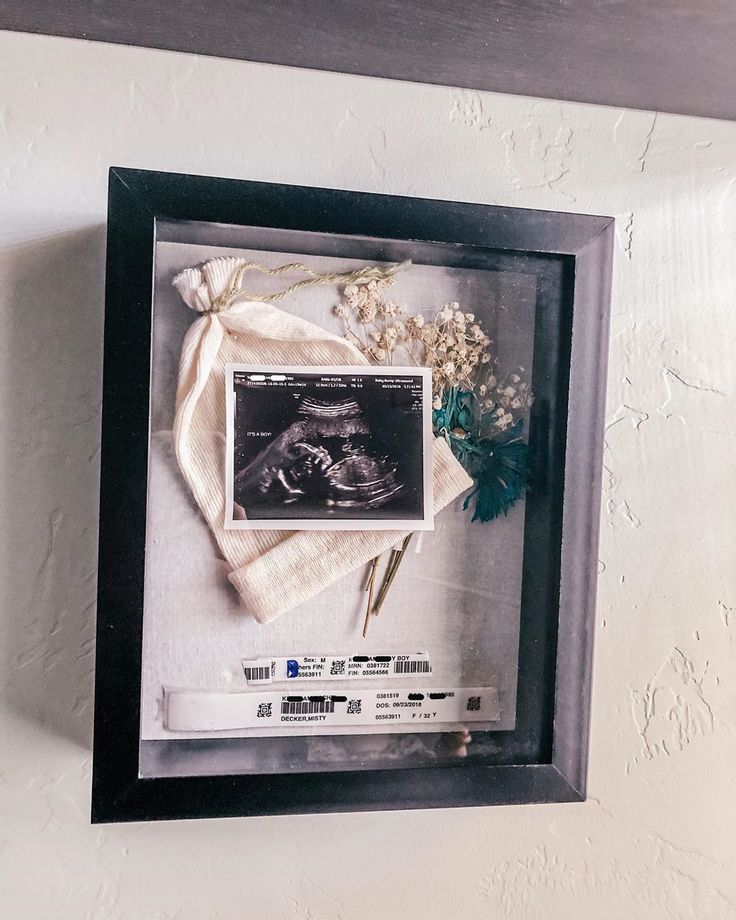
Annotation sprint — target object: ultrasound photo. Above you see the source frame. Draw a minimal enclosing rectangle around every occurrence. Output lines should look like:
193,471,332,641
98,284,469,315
225,366,433,530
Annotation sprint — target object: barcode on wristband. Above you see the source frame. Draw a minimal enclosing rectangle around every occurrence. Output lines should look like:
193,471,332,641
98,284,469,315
280,698,336,715
243,664,271,682
393,659,431,674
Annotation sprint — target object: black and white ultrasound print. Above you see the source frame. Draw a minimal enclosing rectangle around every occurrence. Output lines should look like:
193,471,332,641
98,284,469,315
225,366,433,530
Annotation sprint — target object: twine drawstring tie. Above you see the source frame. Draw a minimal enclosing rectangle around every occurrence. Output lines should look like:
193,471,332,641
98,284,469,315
205,259,411,315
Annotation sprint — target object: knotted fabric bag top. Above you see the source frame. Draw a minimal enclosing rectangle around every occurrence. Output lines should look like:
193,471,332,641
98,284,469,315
172,257,473,623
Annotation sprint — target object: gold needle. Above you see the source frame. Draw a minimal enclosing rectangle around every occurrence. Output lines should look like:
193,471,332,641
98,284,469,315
373,549,399,615
362,556,380,637
373,534,414,616
363,556,378,591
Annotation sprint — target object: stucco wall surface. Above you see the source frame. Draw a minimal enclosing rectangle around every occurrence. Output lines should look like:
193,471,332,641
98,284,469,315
1,29,735,920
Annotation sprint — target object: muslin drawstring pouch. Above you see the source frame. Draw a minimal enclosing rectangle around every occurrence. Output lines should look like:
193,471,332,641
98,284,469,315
172,256,473,624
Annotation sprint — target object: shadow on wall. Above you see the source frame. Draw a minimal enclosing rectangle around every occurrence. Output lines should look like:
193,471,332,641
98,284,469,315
0,225,106,750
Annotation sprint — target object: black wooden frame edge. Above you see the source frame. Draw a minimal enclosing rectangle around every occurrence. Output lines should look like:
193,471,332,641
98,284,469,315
110,166,612,255
92,764,582,825
550,222,613,798
91,167,612,823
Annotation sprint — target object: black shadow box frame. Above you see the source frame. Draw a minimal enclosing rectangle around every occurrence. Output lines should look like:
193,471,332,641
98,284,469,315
92,167,613,823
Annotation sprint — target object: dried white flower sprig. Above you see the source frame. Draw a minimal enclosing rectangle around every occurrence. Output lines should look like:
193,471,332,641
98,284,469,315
335,279,408,365
335,278,533,434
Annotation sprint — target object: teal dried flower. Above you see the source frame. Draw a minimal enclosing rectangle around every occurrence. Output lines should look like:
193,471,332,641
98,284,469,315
461,432,529,522
434,387,529,522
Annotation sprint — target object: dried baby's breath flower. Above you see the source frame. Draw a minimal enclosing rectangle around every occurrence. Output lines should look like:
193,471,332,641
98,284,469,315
334,276,413,366
336,282,532,436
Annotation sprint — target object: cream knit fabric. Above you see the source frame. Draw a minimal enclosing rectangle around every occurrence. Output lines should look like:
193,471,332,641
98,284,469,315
172,257,472,624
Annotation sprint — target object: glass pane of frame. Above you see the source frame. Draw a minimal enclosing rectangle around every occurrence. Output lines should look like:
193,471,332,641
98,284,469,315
137,218,569,780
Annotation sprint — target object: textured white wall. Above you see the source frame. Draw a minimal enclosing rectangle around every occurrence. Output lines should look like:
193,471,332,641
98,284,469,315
1,28,735,920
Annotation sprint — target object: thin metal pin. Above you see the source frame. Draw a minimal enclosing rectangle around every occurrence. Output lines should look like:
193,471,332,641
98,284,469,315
362,556,380,637
373,549,400,614
373,534,414,615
